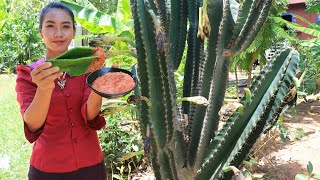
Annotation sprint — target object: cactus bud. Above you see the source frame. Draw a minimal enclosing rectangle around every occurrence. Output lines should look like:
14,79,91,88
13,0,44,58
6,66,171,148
176,96,209,106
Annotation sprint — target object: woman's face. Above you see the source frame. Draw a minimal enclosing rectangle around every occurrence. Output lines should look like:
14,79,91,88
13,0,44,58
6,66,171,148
40,8,75,59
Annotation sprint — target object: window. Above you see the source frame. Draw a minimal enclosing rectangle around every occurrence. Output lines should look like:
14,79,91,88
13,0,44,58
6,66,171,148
281,13,294,30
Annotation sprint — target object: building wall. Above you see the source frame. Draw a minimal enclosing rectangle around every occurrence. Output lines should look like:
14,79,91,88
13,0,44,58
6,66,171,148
287,3,318,40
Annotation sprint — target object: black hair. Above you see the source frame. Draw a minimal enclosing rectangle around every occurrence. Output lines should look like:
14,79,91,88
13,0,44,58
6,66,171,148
39,1,76,29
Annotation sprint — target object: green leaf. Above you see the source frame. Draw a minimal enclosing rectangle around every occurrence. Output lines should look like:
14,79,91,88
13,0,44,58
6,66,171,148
112,174,122,180
114,151,143,162
60,0,129,34
274,17,320,38
116,0,131,23
46,47,101,77
74,0,97,10
305,3,320,14
307,161,313,174
294,174,308,180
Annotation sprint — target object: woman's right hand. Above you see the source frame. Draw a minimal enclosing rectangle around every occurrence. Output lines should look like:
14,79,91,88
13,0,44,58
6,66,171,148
30,62,62,91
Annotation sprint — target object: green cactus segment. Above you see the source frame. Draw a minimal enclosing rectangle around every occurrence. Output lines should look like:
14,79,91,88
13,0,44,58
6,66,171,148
187,0,224,168
47,47,99,77
264,53,299,130
267,90,292,126
130,0,150,138
190,0,236,169
222,90,280,180
231,0,258,41
170,0,188,70
182,0,202,115
134,0,170,150
158,52,175,144
172,130,187,168
218,0,236,50
228,50,300,175
193,54,231,169
195,48,296,179
155,0,171,35
245,50,282,103
149,8,176,145
248,50,285,103
264,83,290,129
148,0,157,14
157,151,176,180
168,149,180,180
232,0,272,54
130,0,290,178
132,0,181,176
196,49,291,179
150,134,162,180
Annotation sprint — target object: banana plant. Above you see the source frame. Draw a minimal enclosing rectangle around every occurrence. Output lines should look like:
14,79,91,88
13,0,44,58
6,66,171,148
61,0,137,67
61,0,131,34
130,0,300,179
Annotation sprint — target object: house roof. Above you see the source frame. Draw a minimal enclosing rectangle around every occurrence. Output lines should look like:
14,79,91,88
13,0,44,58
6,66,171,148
288,0,306,4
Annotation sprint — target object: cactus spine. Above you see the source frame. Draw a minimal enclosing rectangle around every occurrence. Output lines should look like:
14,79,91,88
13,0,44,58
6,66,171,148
130,0,300,179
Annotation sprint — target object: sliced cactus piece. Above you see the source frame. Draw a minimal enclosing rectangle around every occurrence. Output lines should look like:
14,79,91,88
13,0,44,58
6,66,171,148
47,47,106,77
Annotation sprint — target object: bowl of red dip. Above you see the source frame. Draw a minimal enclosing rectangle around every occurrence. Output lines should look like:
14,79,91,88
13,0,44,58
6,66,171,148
86,67,138,98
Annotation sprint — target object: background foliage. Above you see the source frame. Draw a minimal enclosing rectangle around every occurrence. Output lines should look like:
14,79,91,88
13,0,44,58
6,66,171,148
0,0,46,73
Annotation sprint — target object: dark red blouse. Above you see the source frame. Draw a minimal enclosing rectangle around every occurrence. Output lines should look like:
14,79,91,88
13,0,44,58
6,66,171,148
15,58,106,173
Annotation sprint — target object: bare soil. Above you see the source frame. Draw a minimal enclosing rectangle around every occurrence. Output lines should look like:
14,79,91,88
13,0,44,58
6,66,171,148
252,99,320,180
131,98,320,180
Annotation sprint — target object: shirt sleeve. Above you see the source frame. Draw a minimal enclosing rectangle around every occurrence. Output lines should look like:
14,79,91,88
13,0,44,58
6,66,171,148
15,65,44,143
81,74,106,130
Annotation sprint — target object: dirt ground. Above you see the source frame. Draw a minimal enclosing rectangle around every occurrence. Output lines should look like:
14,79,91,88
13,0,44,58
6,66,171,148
252,98,320,179
131,98,320,180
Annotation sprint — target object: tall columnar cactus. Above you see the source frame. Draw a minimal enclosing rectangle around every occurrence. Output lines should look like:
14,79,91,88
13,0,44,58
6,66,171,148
130,0,300,179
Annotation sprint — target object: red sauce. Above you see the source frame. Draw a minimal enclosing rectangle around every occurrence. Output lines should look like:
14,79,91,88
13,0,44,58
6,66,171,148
92,72,135,94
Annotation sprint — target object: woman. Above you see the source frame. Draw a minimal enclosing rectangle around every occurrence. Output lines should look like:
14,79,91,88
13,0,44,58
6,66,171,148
15,2,106,179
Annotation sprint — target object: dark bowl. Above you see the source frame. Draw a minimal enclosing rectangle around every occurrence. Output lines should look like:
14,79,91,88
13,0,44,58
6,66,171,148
86,67,138,98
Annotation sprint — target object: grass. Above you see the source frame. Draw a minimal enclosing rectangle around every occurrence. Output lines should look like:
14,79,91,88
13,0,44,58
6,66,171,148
0,74,32,180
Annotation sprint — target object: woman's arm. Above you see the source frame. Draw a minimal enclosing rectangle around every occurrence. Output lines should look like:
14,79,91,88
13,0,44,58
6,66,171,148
86,63,119,121
23,62,61,132
86,91,102,121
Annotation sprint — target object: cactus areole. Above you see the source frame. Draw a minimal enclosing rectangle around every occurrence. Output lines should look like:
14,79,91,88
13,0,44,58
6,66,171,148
130,0,300,179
